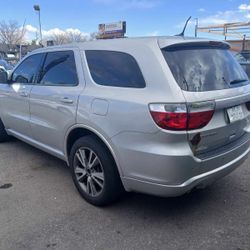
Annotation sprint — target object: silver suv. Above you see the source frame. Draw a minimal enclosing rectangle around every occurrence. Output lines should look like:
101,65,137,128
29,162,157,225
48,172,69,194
0,37,249,206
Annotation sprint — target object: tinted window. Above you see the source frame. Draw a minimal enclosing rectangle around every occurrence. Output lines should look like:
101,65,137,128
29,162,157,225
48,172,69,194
39,51,78,86
162,43,249,92
85,50,145,88
12,54,44,84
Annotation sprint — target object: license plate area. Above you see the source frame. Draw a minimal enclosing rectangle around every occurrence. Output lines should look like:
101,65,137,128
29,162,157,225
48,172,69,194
226,105,244,123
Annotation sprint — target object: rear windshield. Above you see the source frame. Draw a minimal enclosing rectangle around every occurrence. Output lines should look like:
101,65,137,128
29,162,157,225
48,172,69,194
162,43,249,92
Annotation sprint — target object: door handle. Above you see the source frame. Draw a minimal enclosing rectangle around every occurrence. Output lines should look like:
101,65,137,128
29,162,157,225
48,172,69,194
60,97,74,104
20,91,29,97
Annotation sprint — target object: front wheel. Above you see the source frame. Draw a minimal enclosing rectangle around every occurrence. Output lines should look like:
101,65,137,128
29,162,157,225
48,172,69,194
69,136,124,206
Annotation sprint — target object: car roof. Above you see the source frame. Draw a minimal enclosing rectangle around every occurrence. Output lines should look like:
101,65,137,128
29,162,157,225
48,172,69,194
32,36,229,54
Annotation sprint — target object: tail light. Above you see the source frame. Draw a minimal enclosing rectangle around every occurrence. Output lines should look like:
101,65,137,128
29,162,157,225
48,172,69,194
149,101,215,131
187,101,215,130
149,103,187,130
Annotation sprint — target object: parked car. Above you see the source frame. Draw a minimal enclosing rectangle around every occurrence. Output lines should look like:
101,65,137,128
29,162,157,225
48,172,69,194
234,51,250,78
0,67,5,73
0,59,13,78
0,37,249,206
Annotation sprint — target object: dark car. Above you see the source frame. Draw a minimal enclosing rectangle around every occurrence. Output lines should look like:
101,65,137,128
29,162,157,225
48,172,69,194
235,51,250,78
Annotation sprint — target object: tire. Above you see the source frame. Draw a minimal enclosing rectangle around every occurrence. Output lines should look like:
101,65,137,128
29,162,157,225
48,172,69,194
69,136,124,206
0,119,10,142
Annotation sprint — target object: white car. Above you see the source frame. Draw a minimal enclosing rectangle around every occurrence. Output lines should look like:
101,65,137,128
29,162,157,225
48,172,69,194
0,37,249,206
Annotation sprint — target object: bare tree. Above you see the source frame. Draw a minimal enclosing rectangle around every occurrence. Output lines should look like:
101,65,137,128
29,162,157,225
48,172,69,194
0,20,26,45
49,29,89,45
50,33,69,45
67,30,87,43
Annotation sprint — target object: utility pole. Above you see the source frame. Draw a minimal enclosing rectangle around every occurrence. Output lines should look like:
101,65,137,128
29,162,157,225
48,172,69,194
19,19,26,60
19,44,22,60
243,34,246,51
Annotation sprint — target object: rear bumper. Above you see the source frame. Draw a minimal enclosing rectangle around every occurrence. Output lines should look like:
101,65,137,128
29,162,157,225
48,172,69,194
112,131,250,197
121,145,249,197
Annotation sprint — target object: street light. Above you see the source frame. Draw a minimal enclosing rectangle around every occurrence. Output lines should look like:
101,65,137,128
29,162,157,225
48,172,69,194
33,4,42,44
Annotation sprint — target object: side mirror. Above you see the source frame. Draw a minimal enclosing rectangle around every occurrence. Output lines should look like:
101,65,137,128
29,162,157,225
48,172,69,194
0,70,8,84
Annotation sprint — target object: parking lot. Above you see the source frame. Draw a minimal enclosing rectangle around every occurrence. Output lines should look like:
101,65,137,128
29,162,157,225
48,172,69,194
0,139,249,250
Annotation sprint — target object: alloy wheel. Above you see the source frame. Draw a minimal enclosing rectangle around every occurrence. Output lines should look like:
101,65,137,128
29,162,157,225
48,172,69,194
74,147,104,197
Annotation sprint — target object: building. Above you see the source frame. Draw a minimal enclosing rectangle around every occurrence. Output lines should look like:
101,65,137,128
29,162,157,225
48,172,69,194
227,39,250,52
0,44,41,64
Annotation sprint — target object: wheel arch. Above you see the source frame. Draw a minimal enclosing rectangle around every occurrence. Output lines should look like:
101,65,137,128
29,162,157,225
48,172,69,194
64,125,123,176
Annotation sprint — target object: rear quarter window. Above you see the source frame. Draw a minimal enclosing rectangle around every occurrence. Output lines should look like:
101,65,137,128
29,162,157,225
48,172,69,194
85,50,146,88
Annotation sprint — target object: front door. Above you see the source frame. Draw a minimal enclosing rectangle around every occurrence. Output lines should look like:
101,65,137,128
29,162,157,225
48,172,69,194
0,53,44,138
29,49,84,154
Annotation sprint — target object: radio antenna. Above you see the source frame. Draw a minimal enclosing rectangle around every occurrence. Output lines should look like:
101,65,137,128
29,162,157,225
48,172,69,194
175,16,192,37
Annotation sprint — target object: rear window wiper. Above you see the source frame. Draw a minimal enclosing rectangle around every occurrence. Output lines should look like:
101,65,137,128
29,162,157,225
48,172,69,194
229,79,249,85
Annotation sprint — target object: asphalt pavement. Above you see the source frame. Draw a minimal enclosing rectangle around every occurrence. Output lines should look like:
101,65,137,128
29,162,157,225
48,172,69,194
0,139,250,250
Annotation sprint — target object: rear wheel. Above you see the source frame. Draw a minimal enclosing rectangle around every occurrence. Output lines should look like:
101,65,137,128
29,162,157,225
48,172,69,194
0,119,10,142
69,136,124,206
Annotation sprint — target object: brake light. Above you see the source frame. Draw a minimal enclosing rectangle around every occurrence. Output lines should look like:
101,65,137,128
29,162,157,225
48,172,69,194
149,104,187,130
187,110,214,130
149,102,215,131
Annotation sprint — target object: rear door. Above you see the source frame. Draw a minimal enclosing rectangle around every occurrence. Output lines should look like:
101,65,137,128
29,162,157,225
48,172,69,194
29,49,84,154
161,41,250,156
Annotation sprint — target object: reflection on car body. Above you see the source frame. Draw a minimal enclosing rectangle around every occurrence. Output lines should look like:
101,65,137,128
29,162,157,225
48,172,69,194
0,37,249,206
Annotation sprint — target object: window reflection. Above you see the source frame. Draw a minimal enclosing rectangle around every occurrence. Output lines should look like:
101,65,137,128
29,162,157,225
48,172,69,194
39,51,78,86
163,46,249,92
11,54,44,84
86,50,146,88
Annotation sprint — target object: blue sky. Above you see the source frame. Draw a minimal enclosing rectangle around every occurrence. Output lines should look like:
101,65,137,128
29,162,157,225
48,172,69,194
1,0,250,40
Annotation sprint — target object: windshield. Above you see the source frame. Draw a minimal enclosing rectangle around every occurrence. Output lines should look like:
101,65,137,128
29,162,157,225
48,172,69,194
162,43,249,92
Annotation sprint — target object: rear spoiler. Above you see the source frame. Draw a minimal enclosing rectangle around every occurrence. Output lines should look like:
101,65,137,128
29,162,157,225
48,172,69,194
162,41,230,51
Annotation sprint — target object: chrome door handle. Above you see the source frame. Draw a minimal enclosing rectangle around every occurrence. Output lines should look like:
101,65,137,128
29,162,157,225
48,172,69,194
20,91,29,97
60,97,74,104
